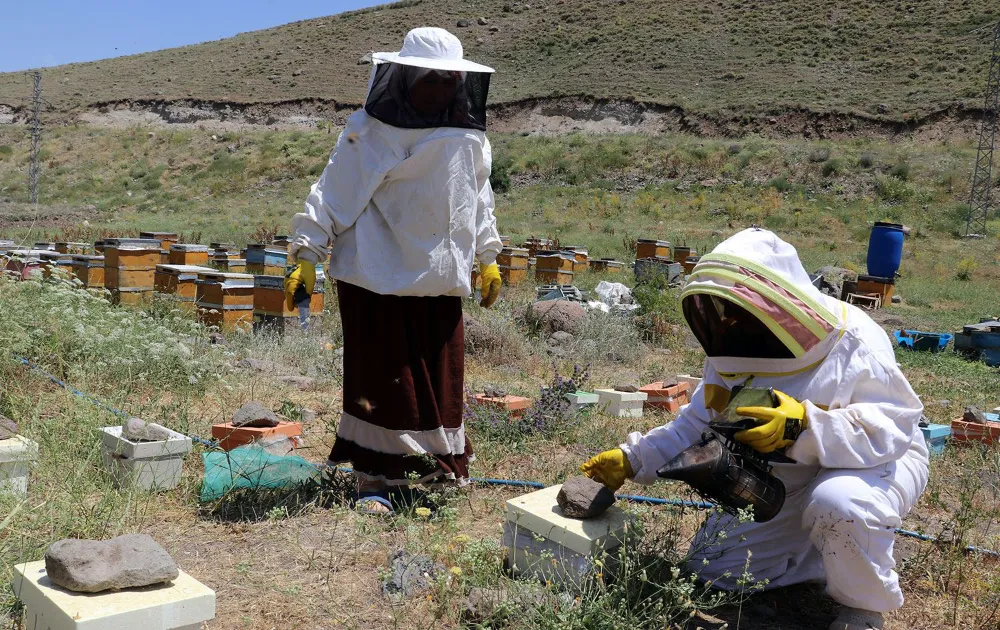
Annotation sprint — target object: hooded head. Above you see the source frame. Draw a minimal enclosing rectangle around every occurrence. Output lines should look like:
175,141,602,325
365,28,493,130
681,228,845,377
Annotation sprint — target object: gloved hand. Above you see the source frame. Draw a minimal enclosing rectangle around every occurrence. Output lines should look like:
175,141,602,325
284,260,316,311
479,262,502,308
734,389,807,453
580,448,634,491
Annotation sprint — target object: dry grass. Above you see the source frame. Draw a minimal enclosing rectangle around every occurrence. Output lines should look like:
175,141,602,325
0,0,997,118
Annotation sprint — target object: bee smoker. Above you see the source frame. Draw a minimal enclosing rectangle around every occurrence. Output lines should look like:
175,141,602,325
656,386,786,522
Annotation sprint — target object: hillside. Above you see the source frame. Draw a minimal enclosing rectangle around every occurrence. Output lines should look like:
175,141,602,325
0,0,997,120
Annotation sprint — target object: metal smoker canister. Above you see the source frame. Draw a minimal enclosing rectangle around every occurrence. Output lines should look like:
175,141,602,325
656,431,785,522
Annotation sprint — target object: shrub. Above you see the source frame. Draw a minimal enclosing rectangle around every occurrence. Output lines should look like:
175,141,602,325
0,145,12,159
821,158,844,177
889,161,911,180
809,147,831,163
768,175,795,193
491,150,514,193
956,257,978,281
859,152,876,168
875,175,914,203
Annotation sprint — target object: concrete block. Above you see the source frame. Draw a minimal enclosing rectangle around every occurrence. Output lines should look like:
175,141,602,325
0,435,39,497
472,394,533,418
100,426,193,491
676,374,703,392
595,389,647,418
638,381,691,412
505,485,632,587
13,561,215,630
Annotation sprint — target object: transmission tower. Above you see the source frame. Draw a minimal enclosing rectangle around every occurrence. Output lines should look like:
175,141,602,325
28,71,43,205
965,21,1000,236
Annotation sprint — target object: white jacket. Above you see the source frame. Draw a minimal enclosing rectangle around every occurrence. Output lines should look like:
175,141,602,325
290,110,502,297
621,229,929,490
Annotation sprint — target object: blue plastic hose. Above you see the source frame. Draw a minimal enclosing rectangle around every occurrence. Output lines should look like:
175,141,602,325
14,354,1000,557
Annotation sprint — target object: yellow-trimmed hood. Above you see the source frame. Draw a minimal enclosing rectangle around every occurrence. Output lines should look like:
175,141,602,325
681,228,846,377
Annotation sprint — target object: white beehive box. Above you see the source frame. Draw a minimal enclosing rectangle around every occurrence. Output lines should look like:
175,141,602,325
13,561,215,630
595,389,648,418
505,484,632,587
565,391,599,412
100,426,193,491
677,374,703,392
0,435,39,497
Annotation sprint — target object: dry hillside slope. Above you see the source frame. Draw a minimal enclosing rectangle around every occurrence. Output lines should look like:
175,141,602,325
0,0,997,120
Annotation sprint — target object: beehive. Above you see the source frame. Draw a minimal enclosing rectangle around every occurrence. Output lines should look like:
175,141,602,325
196,271,255,333
138,231,179,251
683,256,701,274
72,255,105,288
499,235,512,247
523,237,555,258
4,251,45,280
535,250,575,284
168,243,210,266
39,252,73,279
103,238,161,268
55,242,90,255
563,247,589,273
271,236,291,249
636,239,670,260
245,245,288,276
253,273,325,330
94,239,107,254
497,247,529,285
33,241,56,251
589,258,624,273
857,275,895,302
672,245,695,263
155,264,217,312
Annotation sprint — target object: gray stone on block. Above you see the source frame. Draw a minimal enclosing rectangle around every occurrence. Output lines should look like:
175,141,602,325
557,476,616,519
231,402,279,428
44,534,179,593
122,418,173,442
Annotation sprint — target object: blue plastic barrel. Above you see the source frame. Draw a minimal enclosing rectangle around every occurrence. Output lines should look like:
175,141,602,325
867,222,905,278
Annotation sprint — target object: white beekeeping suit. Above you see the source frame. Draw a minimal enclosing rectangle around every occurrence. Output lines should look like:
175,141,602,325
620,228,928,625
290,27,502,297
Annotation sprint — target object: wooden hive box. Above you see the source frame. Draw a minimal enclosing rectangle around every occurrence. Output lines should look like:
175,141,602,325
155,264,217,311
857,275,895,302
589,258,624,273
33,241,56,251
636,239,670,260
672,246,696,264
103,238,161,269
254,273,325,317
245,245,288,276
72,255,105,288
39,252,72,279
196,271,255,332
111,289,153,306
497,247,529,285
55,241,90,255
138,231,179,251
168,243,210,266
534,251,576,272
535,269,575,285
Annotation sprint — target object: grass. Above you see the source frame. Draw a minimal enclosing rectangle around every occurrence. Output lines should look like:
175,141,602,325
2,120,1000,627
0,0,998,119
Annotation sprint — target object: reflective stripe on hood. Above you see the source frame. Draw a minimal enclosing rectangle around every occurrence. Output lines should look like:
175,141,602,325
681,228,846,377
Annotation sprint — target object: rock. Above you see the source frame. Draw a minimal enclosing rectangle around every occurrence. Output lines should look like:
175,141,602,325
548,331,575,346
208,332,225,345
815,266,858,300
964,406,987,425
525,300,587,335
891,295,902,304
463,585,555,621
933,399,951,408
882,316,905,327
358,52,372,65
877,103,890,114
614,384,639,393
489,25,500,32
483,384,508,398
464,312,499,355
122,418,173,442
44,534,179,593
292,69,304,77
0,415,18,440
232,402,280,428
381,550,444,597
456,18,472,27
699,178,719,187
300,407,317,424
279,376,315,391
477,17,489,25
557,476,616,519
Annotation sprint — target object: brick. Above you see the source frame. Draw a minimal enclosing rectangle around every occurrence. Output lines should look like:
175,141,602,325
472,394,533,418
211,421,303,451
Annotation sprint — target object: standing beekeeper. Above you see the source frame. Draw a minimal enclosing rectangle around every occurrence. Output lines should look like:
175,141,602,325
284,27,502,514
581,228,928,630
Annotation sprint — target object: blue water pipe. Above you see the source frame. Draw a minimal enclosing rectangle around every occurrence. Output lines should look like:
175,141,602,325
13,354,1000,558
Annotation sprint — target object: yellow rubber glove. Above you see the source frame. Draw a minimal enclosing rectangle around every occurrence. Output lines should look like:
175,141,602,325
734,389,807,453
479,262,502,308
284,260,316,311
580,448,634,491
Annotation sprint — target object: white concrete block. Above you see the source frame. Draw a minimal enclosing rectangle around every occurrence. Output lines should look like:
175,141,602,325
0,436,39,497
100,426,192,491
505,485,632,587
565,391,599,411
13,561,215,630
594,389,648,418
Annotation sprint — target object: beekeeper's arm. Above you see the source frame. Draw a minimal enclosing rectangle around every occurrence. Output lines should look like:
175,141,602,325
788,348,922,468
290,118,397,263
619,364,725,485
474,136,502,267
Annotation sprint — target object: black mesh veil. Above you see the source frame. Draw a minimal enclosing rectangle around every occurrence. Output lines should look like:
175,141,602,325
364,62,491,131
682,294,794,359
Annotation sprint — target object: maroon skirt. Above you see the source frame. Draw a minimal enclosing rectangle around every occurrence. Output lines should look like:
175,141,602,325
328,281,473,486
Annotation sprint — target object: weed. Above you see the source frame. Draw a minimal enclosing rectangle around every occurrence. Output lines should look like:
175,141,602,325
956,257,978,281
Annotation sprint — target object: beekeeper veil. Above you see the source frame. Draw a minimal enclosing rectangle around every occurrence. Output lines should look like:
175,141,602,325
366,27,494,130
680,228,847,375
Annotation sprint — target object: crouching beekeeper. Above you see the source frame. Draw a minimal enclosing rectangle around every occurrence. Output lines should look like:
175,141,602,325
582,228,928,630
284,27,502,514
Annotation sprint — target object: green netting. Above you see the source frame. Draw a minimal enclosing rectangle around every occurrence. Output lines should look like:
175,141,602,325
200,445,321,502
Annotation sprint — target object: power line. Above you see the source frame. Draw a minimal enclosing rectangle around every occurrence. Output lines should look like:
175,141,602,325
965,21,1000,237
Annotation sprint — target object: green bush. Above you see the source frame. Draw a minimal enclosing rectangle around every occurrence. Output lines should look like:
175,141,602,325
821,158,844,177
875,175,914,203
491,151,514,193
889,161,911,180
0,145,12,159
